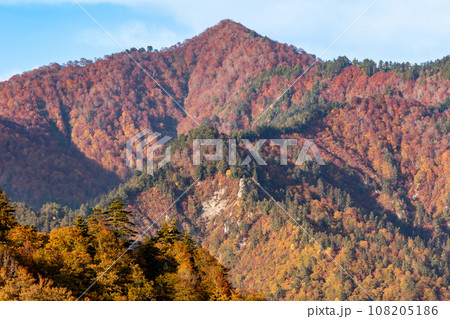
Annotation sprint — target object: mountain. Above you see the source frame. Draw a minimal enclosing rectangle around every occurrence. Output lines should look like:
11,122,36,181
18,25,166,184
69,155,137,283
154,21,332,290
1,20,448,208
0,19,449,300
0,20,311,207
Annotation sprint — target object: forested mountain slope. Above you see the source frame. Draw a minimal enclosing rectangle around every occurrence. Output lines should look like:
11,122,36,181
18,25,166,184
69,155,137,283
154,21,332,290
0,20,449,300
0,19,448,207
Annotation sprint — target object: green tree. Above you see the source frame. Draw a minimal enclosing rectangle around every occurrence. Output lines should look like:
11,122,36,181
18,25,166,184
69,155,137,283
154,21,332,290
358,59,378,76
156,220,182,244
193,165,204,180
104,200,136,239
216,160,228,174
91,201,136,239
73,215,89,237
325,56,351,78
0,189,18,242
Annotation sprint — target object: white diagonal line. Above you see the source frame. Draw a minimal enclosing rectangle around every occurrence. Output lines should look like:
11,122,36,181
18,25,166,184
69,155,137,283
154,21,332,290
71,0,200,126
251,177,375,301
251,0,378,126
76,178,200,301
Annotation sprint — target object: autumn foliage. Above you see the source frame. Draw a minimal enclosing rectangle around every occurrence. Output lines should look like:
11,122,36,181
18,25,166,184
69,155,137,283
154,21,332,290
0,189,259,300
0,20,449,301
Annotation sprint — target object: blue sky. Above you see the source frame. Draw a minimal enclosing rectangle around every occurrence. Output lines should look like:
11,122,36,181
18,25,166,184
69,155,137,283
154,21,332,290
1,0,449,81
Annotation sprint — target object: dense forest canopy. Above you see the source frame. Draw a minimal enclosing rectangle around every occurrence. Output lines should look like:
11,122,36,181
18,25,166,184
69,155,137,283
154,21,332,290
0,20,448,301
0,188,261,300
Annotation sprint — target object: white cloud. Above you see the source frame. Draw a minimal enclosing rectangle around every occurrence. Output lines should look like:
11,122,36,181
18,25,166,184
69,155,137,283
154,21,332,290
78,20,179,50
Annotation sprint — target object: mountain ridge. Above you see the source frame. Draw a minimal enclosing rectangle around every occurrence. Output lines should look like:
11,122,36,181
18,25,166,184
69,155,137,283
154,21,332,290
0,19,448,209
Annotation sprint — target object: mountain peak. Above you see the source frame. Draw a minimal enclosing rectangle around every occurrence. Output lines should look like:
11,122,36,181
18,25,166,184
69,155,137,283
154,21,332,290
215,19,248,31
203,19,258,39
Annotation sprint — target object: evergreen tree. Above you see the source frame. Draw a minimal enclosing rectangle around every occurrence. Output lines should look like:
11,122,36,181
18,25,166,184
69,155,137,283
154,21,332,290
182,232,197,252
105,200,136,239
0,189,18,242
157,220,181,244
193,165,204,180
345,194,353,209
216,160,228,174
73,215,89,237
317,180,325,198
90,201,136,239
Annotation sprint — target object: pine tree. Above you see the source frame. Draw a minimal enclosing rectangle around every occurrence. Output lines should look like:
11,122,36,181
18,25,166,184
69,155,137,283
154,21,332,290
0,189,18,242
317,179,325,198
157,219,181,244
345,193,353,209
182,232,197,252
90,201,136,239
193,165,204,180
105,200,136,239
73,215,89,237
216,160,228,174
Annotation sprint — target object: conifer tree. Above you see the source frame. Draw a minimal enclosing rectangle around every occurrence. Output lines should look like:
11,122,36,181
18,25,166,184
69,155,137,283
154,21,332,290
89,201,136,239
104,200,136,239
157,219,181,244
0,189,18,242
182,232,197,252
73,215,89,237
